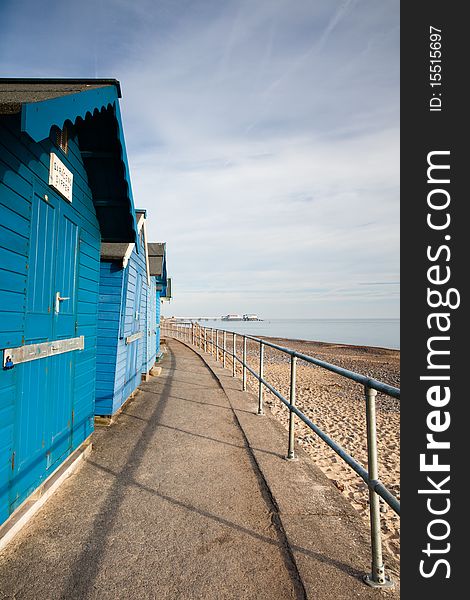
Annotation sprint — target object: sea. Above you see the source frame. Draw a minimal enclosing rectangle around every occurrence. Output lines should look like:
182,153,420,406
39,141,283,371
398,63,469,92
192,318,400,350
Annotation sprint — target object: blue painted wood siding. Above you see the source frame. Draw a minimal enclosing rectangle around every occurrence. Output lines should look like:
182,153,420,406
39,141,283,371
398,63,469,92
95,236,148,416
0,114,100,525
143,276,157,374
156,289,162,356
95,262,123,416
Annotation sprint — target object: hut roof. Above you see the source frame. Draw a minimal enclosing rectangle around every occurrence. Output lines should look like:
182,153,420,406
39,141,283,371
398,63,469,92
101,243,132,261
148,243,166,277
0,78,136,244
0,79,121,114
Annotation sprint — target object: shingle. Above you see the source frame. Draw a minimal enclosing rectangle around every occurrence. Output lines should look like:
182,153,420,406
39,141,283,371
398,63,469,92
148,243,165,257
148,242,165,276
149,256,164,276
101,242,131,260
0,79,120,114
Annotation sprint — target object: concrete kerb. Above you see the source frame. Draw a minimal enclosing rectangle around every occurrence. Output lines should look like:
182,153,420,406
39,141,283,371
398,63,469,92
172,337,400,599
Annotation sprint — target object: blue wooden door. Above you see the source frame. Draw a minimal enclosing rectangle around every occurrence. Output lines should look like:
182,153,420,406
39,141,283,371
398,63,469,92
12,178,78,510
49,198,78,467
156,291,161,354
126,272,142,384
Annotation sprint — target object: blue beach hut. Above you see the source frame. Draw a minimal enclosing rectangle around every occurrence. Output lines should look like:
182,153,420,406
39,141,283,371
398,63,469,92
0,78,138,527
145,243,168,374
95,210,150,416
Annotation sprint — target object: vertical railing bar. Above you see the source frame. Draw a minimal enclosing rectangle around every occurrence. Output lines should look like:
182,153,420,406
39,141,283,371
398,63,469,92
223,330,226,369
258,341,264,415
242,335,247,391
363,385,393,589
216,329,219,361
286,355,297,460
233,333,237,377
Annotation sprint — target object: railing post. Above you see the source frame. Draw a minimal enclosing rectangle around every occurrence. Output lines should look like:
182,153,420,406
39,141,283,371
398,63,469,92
232,333,237,377
223,331,226,368
363,386,393,589
204,328,207,353
216,330,219,361
242,336,247,391
287,355,297,460
258,341,264,415
211,328,214,356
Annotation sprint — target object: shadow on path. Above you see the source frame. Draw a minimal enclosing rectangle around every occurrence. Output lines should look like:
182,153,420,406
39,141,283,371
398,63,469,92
58,349,177,599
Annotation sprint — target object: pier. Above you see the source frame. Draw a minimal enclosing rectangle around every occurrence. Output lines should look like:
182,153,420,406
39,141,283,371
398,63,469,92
0,338,399,599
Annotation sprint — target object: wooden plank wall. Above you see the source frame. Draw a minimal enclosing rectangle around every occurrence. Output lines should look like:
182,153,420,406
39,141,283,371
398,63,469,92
113,239,147,412
96,235,148,416
143,276,157,374
0,114,100,523
95,262,122,415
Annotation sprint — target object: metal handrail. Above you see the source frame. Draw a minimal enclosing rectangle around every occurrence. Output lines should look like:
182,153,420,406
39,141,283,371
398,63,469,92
162,321,399,589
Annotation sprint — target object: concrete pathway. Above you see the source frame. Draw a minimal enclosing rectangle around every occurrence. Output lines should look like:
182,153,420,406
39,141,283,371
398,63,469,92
0,341,303,599
0,339,400,599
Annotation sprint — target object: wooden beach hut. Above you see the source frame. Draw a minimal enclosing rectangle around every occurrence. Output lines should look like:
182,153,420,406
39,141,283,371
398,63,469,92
95,210,150,416
0,78,138,527
145,243,168,376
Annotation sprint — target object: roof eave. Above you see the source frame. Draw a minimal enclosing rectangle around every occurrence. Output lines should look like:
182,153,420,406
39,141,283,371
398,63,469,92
19,84,137,242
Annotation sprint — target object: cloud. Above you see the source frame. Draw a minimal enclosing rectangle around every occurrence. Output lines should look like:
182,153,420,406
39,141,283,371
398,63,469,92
0,0,399,318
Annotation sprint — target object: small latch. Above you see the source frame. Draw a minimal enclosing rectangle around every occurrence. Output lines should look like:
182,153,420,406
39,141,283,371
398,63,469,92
3,355,14,370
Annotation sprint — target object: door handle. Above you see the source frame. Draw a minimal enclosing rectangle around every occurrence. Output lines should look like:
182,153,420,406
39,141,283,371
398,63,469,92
55,292,71,313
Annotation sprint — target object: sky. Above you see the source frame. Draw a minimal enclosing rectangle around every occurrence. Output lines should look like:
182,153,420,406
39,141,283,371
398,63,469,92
0,0,399,319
